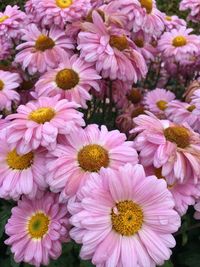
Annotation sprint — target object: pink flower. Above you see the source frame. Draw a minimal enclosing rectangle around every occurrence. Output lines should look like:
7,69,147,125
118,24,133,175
180,0,200,22
0,70,21,111
145,165,200,216
194,200,200,220
163,14,187,31
0,133,47,200
166,100,200,134
69,164,180,267
0,5,27,39
0,36,13,60
26,0,91,28
5,192,70,267
158,27,200,64
6,96,85,154
144,88,175,116
34,54,101,108
78,11,147,82
15,24,74,75
46,124,138,201
132,113,200,183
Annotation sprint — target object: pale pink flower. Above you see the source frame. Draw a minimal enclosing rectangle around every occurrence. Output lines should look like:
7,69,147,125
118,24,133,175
163,14,187,31
5,192,70,267
144,88,175,116
46,124,138,201
145,165,200,216
78,11,147,82
180,0,200,22
69,164,180,267
166,100,200,134
26,0,91,28
34,54,101,108
6,96,85,154
15,24,74,75
158,27,200,64
0,133,47,200
0,36,13,60
0,70,21,111
0,5,27,39
194,200,200,220
132,113,200,183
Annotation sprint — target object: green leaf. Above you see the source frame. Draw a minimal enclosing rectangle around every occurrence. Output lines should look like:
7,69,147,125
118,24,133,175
0,208,11,239
80,260,95,267
161,260,174,267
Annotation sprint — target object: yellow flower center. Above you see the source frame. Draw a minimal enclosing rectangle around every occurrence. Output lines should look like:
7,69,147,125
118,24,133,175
172,36,187,47
187,105,196,112
56,0,73,8
0,15,9,23
131,106,145,118
86,9,105,23
111,200,143,236
109,35,129,51
27,212,50,239
165,16,172,21
29,107,55,124
78,144,109,172
0,80,4,90
55,69,79,90
140,0,153,14
127,89,142,104
156,100,168,111
134,38,144,48
7,149,34,170
35,35,55,51
164,126,190,148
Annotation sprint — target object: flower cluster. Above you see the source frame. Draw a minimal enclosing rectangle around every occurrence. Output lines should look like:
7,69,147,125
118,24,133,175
1,0,200,266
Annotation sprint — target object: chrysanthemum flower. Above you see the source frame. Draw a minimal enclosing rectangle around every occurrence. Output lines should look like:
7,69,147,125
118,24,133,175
194,200,200,220
0,133,47,200
15,24,74,75
0,5,27,39
0,70,21,111
26,0,91,28
121,0,165,38
180,0,200,22
132,113,200,183
34,55,101,108
158,27,200,64
5,192,70,267
0,36,13,60
163,14,186,31
166,100,200,134
47,124,138,200
69,164,180,267
6,96,85,154
145,165,200,216
144,88,175,116
78,11,147,82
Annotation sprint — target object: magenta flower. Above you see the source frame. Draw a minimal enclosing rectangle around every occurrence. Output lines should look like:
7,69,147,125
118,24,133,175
69,164,180,267
15,24,74,74
34,54,101,108
180,0,200,22
0,36,13,60
5,192,70,267
6,96,85,154
46,124,138,200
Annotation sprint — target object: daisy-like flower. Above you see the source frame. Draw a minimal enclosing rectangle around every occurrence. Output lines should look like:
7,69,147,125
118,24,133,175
0,5,27,39
0,36,13,60
194,200,200,220
145,165,200,216
163,14,186,31
5,192,70,267
78,11,147,82
158,27,200,64
166,100,200,134
6,96,85,154
180,0,200,22
132,113,200,183
26,0,91,28
15,24,74,75
0,70,21,111
34,54,101,108
69,164,180,267
0,133,47,200
46,124,138,201
121,0,165,38
144,88,175,117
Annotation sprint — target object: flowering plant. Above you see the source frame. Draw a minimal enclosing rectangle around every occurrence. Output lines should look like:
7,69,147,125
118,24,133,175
1,0,200,266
